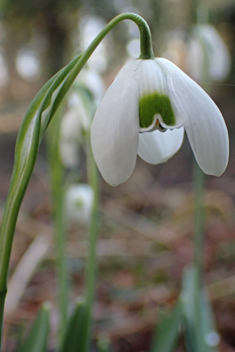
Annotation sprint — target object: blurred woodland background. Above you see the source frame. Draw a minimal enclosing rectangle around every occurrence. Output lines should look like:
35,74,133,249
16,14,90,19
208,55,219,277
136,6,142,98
1,0,235,351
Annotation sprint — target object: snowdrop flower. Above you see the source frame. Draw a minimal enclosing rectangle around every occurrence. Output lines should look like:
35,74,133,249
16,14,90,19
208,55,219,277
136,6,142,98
91,58,229,186
60,94,90,168
65,184,94,226
187,24,231,82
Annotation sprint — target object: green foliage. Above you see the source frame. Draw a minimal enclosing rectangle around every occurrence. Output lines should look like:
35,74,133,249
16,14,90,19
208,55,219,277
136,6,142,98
59,298,87,352
182,266,219,352
0,0,81,19
17,303,50,352
0,53,83,348
149,265,220,352
150,300,182,352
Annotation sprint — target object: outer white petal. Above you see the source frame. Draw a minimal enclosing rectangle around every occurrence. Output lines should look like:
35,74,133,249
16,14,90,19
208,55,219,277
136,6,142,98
138,59,184,127
138,59,167,96
91,60,140,186
156,58,229,176
138,127,184,164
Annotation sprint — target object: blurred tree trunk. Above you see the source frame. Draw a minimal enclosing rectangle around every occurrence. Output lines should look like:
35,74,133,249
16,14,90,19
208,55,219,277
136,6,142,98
43,7,70,77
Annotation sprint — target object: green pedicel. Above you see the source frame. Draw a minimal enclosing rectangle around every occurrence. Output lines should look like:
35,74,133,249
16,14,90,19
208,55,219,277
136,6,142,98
139,92,175,128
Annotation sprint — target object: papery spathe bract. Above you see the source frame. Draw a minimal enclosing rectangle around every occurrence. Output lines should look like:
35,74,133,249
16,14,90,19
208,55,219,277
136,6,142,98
91,58,229,186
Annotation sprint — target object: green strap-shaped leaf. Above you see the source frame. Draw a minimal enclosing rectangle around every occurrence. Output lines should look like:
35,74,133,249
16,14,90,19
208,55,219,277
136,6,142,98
150,300,182,352
0,53,83,292
14,53,83,176
181,266,200,352
182,265,219,352
17,302,51,352
59,298,86,352
198,289,220,352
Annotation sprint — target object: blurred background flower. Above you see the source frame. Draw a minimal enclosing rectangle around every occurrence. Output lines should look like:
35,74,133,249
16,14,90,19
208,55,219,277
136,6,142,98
187,23,231,82
65,183,94,226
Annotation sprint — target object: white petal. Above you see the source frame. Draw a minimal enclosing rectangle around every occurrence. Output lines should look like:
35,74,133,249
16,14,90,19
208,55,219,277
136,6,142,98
138,59,183,129
138,59,167,96
156,58,229,176
138,127,184,164
91,60,140,186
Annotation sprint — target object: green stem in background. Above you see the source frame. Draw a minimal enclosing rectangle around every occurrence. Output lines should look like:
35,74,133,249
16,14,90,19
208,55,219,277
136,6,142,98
0,12,154,350
193,162,205,281
82,130,100,352
47,112,68,344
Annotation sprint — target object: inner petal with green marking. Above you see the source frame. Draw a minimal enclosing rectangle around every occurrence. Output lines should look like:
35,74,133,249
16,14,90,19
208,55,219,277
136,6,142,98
139,92,176,129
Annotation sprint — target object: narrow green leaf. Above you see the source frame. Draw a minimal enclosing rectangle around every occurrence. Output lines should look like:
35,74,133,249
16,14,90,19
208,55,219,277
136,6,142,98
17,302,51,352
150,300,182,352
181,265,219,352
181,266,200,352
198,289,220,352
59,298,86,352
14,54,82,176
0,54,83,306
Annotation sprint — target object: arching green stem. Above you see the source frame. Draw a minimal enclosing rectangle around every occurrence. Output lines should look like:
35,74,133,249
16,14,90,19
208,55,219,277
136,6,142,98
0,12,154,350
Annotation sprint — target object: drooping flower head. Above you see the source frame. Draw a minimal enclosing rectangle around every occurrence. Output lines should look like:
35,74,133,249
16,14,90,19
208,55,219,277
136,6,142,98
91,58,229,186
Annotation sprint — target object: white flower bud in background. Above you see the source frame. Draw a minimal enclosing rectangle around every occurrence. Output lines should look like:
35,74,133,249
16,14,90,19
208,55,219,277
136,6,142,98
60,94,90,168
65,184,94,226
79,15,108,72
187,24,231,82
60,69,105,168
76,69,106,105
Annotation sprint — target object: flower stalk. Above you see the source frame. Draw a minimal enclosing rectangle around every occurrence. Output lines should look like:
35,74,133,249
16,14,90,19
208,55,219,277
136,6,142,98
83,132,100,352
0,12,153,350
193,162,205,282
